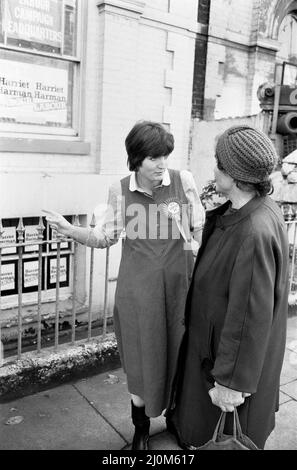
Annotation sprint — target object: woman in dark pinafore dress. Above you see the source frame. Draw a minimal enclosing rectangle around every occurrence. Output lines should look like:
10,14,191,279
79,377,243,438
43,121,205,450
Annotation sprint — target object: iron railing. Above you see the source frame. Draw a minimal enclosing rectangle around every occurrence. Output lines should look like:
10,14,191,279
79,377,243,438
0,214,296,366
0,215,121,365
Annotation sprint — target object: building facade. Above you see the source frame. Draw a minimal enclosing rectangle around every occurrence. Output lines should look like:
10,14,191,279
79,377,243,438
0,0,199,330
0,0,296,336
190,0,297,189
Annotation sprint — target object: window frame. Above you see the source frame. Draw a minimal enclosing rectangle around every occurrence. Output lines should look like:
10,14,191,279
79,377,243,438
0,0,87,143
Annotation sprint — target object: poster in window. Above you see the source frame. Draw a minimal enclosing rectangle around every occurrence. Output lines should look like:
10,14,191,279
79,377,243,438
47,255,69,289
22,258,44,293
24,225,40,252
49,216,72,251
0,227,17,254
50,228,70,251
0,58,69,126
3,0,63,50
1,261,17,295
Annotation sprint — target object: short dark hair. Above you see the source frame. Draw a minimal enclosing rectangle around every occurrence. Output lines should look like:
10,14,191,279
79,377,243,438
235,179,274,197
125,121,174,171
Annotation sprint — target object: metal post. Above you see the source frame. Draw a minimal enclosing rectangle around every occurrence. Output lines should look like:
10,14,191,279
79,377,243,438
54,234,62,352
37,217,45,353
102,247,110,340
17,218,25,360
270,63,283,138
71,215,80,345
87,214,96,341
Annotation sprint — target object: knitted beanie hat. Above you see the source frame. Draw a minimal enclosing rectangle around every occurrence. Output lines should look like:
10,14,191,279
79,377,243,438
215,125,278,183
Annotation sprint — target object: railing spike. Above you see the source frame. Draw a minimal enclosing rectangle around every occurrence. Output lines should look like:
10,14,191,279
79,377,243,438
38,216,45,232
73,215,80,227
17,217,25,231
90,213,96,228
17,217,25,243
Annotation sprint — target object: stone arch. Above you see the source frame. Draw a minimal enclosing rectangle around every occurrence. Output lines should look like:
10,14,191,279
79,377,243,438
268,0,297,39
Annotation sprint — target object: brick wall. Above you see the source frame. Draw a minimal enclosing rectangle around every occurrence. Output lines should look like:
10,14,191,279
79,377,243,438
198,0,210,24
0,0,198,314
196,0,279,120
190,113,268,191
192,35,208,119
192,0,210,119
189,0,280,192
97,0,198,173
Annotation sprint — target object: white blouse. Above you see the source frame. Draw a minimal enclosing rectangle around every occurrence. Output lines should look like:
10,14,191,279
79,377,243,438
86,169,205,250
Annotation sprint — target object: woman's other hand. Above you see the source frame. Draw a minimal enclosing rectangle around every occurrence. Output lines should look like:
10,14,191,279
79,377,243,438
42,209,73,237
208,382,245,412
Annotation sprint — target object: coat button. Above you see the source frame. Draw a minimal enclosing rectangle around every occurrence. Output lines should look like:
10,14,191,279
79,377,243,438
181,318,185,326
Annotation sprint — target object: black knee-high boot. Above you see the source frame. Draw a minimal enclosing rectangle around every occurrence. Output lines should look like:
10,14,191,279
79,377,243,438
131,401,150,450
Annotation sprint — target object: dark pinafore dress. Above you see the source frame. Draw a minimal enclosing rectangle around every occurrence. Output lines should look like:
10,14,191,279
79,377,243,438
113,169,194,417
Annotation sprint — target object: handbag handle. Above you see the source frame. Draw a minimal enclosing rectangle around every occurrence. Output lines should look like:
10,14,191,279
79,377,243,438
213,411,226,440
233,408,244,439
214,408,244,441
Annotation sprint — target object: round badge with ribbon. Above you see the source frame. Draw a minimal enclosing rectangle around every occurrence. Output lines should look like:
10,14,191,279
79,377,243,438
160,198,188,242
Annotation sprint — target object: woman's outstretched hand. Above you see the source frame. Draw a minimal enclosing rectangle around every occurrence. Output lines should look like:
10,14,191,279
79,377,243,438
42,209,73,237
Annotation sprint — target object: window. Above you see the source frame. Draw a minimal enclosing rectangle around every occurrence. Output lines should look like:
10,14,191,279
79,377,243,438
0,0,81,137
278,14,297,65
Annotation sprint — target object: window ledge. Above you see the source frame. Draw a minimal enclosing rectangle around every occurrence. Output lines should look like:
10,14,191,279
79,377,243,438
0,137,91,155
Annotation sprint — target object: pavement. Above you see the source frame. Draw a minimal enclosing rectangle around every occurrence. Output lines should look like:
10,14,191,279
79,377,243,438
0,316,296,451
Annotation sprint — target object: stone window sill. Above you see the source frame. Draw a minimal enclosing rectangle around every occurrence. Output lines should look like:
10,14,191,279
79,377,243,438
0,137,91,155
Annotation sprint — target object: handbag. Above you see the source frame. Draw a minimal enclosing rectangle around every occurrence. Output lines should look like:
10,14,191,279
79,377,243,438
197,408,259,450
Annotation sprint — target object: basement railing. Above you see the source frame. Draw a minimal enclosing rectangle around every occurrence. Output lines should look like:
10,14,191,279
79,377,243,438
0,211,296,366
0,215,123,365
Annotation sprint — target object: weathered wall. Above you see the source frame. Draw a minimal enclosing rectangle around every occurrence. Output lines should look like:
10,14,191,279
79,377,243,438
190,113,268,191
0,0,198,320
195,0,280,121
189,0,291,186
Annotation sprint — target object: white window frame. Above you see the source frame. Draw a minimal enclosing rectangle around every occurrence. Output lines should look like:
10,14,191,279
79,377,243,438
0,0,85,139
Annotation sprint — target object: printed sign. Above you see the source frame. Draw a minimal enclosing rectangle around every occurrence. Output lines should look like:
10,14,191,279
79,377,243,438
3,0,63,49
25,225,39,252
49,257,67,284
0,58,69,125
50,228,69,250
23,259,39,288
0,227,17,254
1,263,16,291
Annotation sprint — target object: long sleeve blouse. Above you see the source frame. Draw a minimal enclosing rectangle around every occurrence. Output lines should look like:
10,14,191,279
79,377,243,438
85,169,205,249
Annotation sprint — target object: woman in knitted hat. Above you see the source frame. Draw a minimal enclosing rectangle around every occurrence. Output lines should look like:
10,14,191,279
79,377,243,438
166,124,289,449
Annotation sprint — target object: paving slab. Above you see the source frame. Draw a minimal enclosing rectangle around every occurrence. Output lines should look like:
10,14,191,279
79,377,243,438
280,381,297,401
123,431,181,451
265,400,297,450
75,368,166,445
280,348,297,385
286,316,297,338
149,432,181,450
0,383,125,450
279,390,293,405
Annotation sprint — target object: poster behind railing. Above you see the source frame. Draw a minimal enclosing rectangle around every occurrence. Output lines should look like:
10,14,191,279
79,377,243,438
24,226,39,252
0,227,17,254
0,263,16,294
